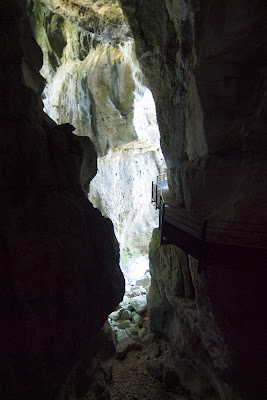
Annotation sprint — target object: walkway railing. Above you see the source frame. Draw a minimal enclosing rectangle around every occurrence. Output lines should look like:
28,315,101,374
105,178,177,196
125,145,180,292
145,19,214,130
152,176,267,271
157,172,167,183
151,174,167,211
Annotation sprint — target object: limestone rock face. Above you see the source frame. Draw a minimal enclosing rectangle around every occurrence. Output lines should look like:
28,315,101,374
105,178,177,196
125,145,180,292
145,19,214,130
29,0,136,157
119,0,208,198
88,141,164,267
119,0,266,212
148,230,236,400
119,0,266,399
29,0,166,283
179,152,267,221
0,1,124,399
41,0,129,42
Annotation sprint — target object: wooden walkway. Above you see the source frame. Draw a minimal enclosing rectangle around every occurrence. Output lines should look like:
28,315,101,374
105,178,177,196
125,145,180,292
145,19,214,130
152,176,267,271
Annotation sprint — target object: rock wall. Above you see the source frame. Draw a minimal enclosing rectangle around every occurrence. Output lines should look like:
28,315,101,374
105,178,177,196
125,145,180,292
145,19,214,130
0,1,124,399
119,0,266,215
119,0,266,399
89,141,163,268
148,231,238,400
29,0,166,282
28,0,158,156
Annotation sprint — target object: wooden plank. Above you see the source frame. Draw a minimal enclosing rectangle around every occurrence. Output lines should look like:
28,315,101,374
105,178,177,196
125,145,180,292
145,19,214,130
164,216,200,238
168,207,201,224
164,208,200,229
164,208,201,232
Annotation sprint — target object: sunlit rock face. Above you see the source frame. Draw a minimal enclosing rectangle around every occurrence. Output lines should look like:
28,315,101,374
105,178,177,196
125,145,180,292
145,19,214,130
30,0,166,283
89,84,165,283
0,1,124,399
89,140,164,283
119,0,266,399
29,0,132,154
29,0,153,157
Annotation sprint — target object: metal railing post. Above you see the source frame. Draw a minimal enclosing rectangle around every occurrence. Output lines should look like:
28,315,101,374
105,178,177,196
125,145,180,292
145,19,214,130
159,193,162,230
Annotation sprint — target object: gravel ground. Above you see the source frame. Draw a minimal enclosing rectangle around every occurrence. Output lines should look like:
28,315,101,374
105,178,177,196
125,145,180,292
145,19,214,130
110,343,191,400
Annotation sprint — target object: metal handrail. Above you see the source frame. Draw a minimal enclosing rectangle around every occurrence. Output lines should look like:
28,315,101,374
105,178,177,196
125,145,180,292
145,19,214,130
157,172,167,182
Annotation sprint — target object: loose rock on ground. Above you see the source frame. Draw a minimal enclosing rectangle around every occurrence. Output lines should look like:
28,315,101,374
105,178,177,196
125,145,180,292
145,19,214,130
108,283,192,400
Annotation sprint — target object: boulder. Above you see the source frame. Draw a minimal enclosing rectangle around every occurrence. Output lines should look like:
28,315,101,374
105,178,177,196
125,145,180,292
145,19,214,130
147,342,161,358
119,295,132,310
136,277,151,288
120,309,132,321
109,310,122,321
116,338,135,360
129,323,140,335
116,329,131,345
138,327,147,339
132,311,143,327
130,295,147,314
118,320,131,330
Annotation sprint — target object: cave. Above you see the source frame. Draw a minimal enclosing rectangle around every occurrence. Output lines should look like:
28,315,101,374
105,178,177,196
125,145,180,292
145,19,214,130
1,1,266,400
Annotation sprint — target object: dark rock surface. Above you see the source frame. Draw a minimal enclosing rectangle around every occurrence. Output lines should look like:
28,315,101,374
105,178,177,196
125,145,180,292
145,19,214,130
56,322,117,400
118,1,266,398
148,230,235,400
0,1,124,399
194,0,266,154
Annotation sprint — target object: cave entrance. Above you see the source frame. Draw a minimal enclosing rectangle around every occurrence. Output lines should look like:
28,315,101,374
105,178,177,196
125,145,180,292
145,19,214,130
30,0,166,296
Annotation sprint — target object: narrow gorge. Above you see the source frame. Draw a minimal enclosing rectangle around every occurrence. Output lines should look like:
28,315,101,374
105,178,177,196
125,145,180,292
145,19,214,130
29,0,165,284
0,1,266,400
